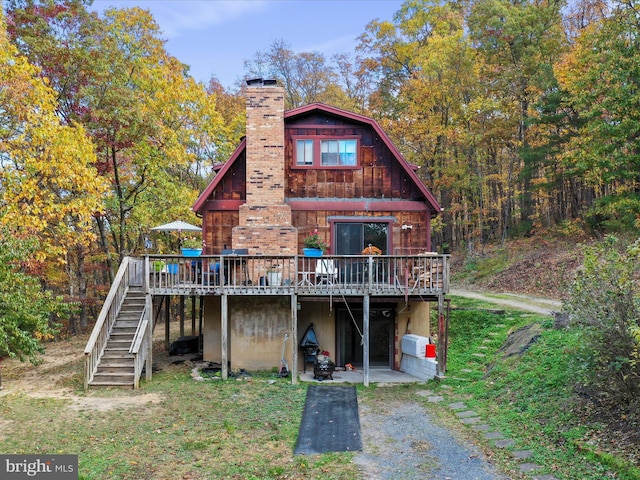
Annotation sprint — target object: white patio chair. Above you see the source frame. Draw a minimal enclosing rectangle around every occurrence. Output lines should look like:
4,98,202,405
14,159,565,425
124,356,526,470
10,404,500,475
315,259,337,285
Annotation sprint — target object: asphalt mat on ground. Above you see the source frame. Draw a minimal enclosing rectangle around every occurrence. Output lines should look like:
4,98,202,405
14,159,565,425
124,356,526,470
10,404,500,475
294,385,362,455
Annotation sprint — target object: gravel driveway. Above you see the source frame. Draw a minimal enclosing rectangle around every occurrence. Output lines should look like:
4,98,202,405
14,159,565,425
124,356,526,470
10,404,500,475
354,394,511,480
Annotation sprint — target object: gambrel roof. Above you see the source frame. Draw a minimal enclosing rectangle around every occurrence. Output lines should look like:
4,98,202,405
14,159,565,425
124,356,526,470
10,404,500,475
193,103,442,214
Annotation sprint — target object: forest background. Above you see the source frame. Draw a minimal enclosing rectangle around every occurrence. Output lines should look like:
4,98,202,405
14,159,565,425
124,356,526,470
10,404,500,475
1,0,639,356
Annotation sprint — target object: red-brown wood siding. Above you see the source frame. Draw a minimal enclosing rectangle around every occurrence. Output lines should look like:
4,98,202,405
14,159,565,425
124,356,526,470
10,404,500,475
199,112,435,254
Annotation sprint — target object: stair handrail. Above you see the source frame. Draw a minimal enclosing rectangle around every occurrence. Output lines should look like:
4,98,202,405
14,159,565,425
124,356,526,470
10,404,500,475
84,256,131,390
129,301,151,389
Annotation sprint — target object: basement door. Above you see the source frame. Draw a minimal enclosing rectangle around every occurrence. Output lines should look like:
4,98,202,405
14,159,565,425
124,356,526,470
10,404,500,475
336,307,394,368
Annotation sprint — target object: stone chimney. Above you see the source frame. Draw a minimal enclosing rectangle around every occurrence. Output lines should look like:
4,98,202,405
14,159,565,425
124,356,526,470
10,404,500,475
232,79,298,255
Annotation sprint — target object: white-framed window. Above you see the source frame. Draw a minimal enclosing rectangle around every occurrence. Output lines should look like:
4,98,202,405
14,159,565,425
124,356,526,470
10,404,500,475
296,139,314,165
321,139,357,166
293,136,359,168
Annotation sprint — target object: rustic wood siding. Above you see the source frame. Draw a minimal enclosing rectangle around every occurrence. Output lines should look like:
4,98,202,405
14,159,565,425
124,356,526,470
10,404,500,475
285,123,424,201
200,110,435,254
203,210,237,254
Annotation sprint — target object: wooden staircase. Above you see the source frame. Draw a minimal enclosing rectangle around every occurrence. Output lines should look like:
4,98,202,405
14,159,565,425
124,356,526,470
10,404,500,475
89,287,145,388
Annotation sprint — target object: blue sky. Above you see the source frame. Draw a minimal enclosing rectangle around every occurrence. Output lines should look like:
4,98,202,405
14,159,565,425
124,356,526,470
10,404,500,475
92,0,404,89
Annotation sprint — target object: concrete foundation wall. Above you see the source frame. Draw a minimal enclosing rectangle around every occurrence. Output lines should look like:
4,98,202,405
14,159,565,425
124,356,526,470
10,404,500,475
296,302,336,370
203,296,291,371
203,295,433,373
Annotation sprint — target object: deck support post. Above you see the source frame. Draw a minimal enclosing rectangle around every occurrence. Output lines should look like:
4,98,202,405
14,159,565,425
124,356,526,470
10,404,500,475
164,295,170,351
221,293,228,380
179,296,185,337
144,257,153,383
291,294,298,385
363,294,370,387
437,293,446,378
191,296,196,336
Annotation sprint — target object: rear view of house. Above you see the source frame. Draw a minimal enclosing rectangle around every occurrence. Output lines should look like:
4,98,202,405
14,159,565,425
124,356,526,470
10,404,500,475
191,79,447,384
84,79,449,389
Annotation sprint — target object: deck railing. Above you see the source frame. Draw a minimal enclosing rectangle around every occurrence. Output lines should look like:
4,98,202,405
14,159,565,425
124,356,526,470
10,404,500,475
146,254,449,297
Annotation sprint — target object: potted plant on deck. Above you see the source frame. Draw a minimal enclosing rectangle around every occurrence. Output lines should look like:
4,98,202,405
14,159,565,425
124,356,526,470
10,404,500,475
181,237,203,257
303,230,329,257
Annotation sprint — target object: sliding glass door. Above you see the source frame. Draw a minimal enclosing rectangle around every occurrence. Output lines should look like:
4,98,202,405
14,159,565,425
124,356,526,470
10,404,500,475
334,222,389,255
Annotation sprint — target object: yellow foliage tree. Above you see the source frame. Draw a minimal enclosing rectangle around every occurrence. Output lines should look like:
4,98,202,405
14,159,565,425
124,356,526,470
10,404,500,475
0,12,108,266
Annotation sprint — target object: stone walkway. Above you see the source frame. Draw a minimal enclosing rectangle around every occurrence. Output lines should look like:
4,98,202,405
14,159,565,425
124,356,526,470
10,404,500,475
419,391,559,479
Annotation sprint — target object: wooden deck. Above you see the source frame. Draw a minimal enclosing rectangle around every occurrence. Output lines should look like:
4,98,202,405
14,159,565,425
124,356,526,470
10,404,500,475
138,254,449,298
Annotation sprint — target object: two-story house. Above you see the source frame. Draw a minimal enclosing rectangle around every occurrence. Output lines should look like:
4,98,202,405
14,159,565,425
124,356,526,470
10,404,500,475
191,79,447,384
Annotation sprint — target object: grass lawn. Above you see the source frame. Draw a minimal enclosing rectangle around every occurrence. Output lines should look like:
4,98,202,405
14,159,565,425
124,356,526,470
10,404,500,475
2,295,640,479
1,365,357,479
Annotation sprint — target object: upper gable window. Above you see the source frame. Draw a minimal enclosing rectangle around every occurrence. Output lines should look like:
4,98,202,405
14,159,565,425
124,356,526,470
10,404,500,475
321,140,357,166
294,137,359,168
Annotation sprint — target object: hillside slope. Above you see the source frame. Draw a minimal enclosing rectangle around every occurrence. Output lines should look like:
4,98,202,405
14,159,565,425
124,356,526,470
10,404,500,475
450,236,587,300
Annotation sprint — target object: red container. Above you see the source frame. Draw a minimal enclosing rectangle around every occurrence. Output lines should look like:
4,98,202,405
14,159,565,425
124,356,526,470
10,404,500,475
425,344,437,358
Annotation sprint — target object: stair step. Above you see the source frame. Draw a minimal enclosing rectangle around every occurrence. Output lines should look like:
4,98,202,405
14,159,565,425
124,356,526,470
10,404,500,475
92,373,135,384
114,320,141,327
108,338,132,345
89,381,135,388
96,365,134,374
101,356,134,364
105,347,131,354
111,328,137,335
96,362,134,373
110,329,135,336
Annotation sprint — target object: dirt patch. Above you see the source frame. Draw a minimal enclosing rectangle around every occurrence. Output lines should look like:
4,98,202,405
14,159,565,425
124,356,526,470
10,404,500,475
0,331,170,412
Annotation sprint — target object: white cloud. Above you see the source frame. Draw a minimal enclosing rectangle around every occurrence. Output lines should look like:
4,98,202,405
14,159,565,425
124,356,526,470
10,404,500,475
95,0,268,39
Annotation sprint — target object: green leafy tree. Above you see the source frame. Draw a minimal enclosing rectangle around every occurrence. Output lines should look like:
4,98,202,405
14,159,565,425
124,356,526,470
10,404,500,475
565,236,640,405
0,230,69,363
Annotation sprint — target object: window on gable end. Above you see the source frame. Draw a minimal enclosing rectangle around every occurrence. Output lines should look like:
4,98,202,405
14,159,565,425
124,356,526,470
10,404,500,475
293,136,359,168
296,139,314,165
321,139,357,166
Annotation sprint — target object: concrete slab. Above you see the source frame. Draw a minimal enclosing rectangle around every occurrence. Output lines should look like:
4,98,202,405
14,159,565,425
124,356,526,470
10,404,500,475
298,369,423,384
461,417,482,425
448,402,467,410
484,431,504,440
471,424,490,431
493,439,515,448
512,450,533,459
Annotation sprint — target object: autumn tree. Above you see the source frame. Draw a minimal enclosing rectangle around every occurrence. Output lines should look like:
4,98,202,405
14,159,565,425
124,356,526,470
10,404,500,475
7,2,231,274
468,0,568,234
555,1,640,233
0,8,105,332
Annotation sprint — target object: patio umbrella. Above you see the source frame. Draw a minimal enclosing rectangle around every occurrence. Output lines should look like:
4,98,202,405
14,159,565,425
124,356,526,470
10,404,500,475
151,220,202,233
151,220,202,248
